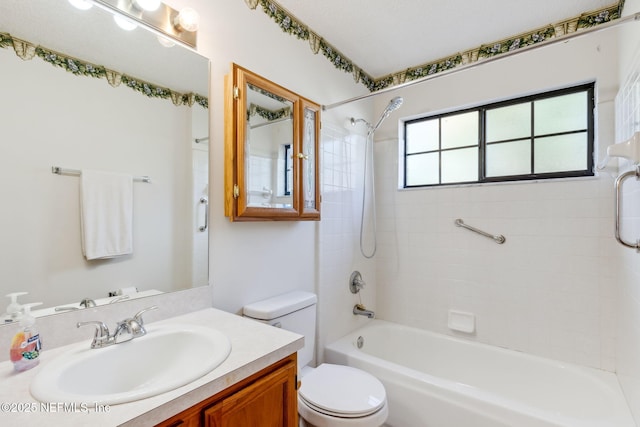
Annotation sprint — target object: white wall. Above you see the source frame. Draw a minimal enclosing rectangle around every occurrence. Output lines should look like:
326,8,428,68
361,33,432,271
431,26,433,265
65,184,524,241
373,30,620,370
616,0,640,421
163,0,372,323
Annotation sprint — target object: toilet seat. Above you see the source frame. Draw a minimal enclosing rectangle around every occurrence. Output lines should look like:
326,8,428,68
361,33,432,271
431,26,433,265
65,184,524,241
298,364,387,418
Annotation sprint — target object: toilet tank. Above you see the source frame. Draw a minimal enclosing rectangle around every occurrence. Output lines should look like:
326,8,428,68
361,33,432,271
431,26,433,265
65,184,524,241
243,291,317,368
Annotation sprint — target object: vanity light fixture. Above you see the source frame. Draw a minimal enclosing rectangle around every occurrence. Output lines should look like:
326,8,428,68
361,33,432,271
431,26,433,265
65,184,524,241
91,0,199,48
68,0,93,10
131,0,161,12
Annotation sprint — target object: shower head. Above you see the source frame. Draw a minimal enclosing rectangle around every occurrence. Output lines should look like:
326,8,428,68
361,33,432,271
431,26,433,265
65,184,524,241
350,117,370,127
370,96,404,134
386,96,404,113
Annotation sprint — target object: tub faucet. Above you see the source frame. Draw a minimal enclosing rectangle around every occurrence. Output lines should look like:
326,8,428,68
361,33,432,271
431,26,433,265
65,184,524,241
353,304,375,319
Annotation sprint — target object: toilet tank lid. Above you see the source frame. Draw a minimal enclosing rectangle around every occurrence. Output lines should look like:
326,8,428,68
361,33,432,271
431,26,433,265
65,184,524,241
243,291,317,320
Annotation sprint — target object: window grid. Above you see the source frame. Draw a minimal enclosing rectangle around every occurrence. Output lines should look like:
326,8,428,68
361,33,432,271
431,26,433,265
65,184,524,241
403,83,595,188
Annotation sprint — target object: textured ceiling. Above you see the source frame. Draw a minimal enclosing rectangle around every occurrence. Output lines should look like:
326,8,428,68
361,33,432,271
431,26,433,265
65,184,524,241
274,0,620,78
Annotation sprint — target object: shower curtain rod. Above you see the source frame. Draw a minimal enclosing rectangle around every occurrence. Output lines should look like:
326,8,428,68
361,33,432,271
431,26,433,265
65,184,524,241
322,11,640,111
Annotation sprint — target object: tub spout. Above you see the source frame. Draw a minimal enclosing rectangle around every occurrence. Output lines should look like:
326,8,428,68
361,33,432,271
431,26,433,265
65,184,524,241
353,304,375,319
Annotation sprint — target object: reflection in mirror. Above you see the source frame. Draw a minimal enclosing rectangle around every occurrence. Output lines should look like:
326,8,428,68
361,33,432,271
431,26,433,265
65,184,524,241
0,0,209,321
246,83,294,209
283,144,293,197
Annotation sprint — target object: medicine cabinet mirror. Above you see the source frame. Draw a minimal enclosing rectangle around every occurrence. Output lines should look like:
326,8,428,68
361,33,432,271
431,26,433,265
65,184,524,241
224,63,320,221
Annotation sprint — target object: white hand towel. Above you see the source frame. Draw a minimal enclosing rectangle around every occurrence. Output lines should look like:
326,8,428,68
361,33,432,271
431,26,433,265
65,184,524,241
80,169,133,260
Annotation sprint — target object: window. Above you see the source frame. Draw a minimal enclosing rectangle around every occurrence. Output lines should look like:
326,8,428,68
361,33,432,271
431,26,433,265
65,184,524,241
402,83,594,187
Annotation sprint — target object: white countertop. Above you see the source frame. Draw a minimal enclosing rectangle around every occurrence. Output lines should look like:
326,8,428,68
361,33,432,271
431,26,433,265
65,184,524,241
0,308,303,426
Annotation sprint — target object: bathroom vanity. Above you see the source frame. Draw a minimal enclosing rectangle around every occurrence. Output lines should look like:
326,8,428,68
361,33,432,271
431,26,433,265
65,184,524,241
0,308,303,426
156,353,298,426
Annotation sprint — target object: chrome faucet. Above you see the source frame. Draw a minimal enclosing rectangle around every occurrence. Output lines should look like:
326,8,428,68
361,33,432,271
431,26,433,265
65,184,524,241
77,306,158,349
76,320,111,348
353,304,375,319
55,297,97,312
80,298,97,308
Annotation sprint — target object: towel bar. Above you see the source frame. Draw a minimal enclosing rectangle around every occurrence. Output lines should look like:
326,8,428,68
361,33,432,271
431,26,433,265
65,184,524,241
51,166,151,183
199,197,208,232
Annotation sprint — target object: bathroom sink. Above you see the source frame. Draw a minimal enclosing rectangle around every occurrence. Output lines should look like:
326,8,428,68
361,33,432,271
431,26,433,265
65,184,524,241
30,323,231,405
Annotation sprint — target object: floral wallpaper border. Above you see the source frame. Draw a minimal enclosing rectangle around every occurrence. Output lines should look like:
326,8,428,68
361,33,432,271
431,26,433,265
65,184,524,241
248,103,291,121
246,82,292,121
245,0,625,92
0,32,208,109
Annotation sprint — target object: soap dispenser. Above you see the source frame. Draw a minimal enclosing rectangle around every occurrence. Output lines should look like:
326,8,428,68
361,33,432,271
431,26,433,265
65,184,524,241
10,302,42,372
5,292,28,323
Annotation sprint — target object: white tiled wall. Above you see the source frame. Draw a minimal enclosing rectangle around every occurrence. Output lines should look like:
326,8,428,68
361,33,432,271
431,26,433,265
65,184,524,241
616,50,640,144
367,21,620,371
316,123,377,364
375,137,618,369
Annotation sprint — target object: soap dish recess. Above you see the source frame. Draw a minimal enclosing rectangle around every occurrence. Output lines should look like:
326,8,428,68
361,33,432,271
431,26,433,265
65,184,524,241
448,310,475,333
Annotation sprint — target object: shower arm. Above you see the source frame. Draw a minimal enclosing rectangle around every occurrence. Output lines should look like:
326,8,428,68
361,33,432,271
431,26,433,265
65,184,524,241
321,12,640,111
370,109,393,134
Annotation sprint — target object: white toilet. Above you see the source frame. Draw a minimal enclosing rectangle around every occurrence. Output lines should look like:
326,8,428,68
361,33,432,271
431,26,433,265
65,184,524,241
243,291,388,427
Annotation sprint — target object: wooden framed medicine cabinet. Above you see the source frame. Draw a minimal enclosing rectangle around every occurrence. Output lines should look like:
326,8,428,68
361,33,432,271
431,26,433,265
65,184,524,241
224,63,320,221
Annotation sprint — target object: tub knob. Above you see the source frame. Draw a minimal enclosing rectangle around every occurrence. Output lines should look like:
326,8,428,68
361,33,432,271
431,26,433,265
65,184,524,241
349,271,366,294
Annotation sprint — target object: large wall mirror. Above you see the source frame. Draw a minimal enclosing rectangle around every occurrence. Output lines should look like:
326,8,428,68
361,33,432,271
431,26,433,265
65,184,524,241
0,0,210,320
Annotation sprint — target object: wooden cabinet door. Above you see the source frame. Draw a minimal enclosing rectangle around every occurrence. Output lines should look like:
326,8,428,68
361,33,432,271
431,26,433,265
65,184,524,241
205,361,297,427
155,405,201,427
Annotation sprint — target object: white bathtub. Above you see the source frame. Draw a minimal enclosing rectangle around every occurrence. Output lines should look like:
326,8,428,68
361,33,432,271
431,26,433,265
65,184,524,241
324,320,635,427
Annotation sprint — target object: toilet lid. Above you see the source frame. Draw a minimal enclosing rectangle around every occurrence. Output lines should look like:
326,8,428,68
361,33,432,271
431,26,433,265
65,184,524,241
299,364,386,417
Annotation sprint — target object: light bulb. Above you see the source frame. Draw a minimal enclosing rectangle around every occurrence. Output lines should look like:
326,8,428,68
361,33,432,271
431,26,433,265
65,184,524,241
132,0,161,11
68,0,93,10
114,14,138,31
174,7,199,32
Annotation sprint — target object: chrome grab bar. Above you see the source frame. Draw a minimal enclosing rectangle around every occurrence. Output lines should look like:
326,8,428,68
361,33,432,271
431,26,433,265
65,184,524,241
614,165,640,251
454,219,505,244
199,197,208,232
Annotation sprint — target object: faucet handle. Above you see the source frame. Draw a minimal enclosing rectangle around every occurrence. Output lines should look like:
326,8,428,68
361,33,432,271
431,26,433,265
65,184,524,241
349,271,366,294
118,306,158,339
133,305,158,327
77,321,110,348
80,298,96,308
